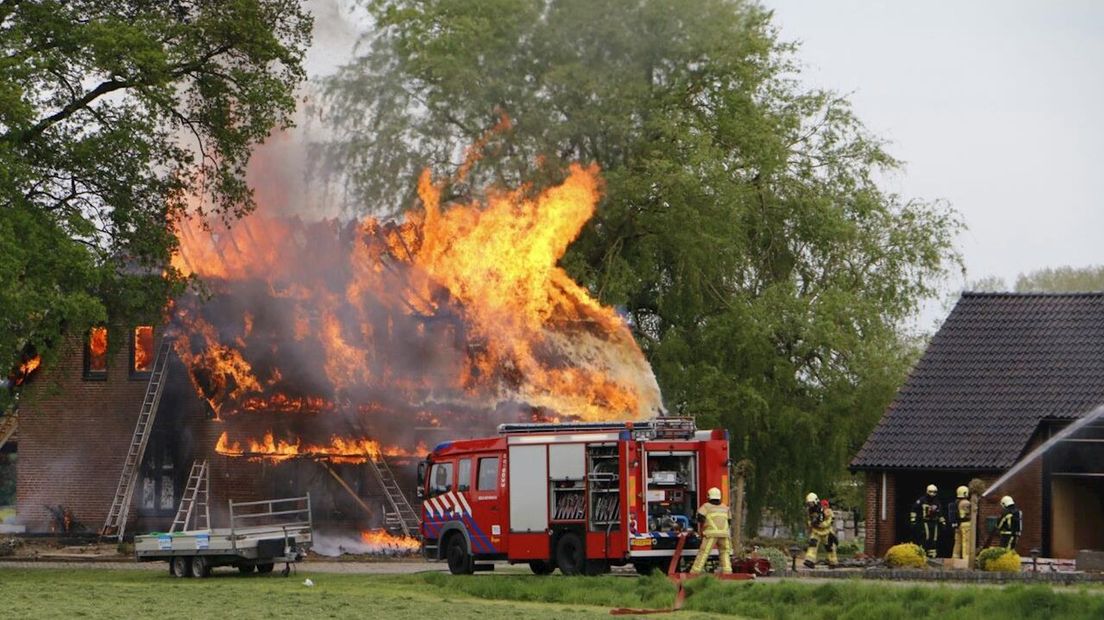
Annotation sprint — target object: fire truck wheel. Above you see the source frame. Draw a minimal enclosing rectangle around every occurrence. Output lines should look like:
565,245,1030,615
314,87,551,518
446,534,475,575
171,556,192,578
632,561,659,575
528,560,555,575
238,564,256,574
554,532,585,576
256,563,275,574
190,556,210,578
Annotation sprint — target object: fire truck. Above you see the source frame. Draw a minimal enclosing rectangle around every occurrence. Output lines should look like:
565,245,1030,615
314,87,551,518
416,417,730,575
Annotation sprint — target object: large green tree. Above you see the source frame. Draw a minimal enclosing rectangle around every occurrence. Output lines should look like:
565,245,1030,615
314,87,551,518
0,0,311,396
321,0,961,524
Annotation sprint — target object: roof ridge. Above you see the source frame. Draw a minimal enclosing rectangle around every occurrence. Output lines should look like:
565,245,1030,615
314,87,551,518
961,291,1104,297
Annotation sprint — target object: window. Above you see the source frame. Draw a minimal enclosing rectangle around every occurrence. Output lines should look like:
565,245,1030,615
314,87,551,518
477,457,499,492
84,326,108,380
429,462,453,497
131,325,154,376
458,458,471,492
138,432,176,516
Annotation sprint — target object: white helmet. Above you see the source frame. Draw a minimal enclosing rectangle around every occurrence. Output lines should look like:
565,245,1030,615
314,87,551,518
926,484,938,495
1000,495,1015,508
707,487,722,501
805,492,818,504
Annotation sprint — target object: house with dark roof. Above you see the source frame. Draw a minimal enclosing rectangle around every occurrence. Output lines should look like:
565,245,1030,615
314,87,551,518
852,292,1104,559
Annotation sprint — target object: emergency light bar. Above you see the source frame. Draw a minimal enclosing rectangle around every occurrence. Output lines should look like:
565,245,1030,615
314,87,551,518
497,417,697,440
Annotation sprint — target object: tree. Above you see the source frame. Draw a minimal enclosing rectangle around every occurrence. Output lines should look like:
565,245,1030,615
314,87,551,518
1014,265,1104,292
964,265,1104,294
0,0,311,398
320,0,961,525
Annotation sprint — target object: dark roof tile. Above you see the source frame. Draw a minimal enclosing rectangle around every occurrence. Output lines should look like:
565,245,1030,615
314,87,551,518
852,292,1104,470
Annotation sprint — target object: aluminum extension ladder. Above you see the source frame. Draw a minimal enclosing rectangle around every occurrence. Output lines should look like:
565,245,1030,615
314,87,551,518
366,455,421,538
170,459,210,532
100,338,174,540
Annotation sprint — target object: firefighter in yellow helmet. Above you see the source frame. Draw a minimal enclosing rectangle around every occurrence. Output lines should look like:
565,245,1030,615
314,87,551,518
803,492,838,569
997,495,1022,550
909,484,945,558
689,487,732,574
948,485,973,566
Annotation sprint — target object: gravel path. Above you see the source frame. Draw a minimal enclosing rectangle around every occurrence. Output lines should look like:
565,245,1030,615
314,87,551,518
0,560,449,574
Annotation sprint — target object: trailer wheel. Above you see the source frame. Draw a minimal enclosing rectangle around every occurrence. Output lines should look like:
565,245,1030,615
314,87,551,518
171,556,192,578
256,563,275,574
528,560,555,575
190,556,210,578
238,564,256,575
554,532,585,576
445,534,474,575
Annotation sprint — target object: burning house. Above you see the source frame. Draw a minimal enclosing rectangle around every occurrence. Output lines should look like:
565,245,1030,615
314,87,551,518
4,163,664,539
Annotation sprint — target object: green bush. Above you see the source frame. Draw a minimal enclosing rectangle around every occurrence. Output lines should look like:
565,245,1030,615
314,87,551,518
756,546,788,573
977,547,1021,572
884,543,926,568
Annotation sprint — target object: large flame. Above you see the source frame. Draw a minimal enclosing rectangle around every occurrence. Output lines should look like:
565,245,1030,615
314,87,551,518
173,162,662,459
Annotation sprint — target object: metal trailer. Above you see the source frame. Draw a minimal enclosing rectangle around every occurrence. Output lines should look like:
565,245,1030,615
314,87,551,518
135,495,312,578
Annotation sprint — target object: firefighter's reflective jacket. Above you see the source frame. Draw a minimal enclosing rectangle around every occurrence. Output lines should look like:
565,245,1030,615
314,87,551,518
806,503,833,536
998,505,1023,537
946,498,971,527
697,502,730,537
910,496,945,525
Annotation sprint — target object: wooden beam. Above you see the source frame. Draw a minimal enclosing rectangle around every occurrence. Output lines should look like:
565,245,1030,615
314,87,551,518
321,461,375,519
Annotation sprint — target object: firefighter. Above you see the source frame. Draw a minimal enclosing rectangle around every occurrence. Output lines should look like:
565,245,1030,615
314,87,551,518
948,485,972,565
803,492,838,569
910,484,945,558
997,495,1023,550
689,487,732,574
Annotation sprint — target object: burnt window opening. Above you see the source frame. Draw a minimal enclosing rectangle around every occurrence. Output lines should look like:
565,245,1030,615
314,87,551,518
83,326,108,380
131,326,155,378
139,432,177,517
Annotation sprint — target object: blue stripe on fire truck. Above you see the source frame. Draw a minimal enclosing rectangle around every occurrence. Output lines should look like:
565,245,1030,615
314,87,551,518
422,492,495,554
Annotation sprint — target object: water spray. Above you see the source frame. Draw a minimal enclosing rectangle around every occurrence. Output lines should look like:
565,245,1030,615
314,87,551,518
982,402,1104,497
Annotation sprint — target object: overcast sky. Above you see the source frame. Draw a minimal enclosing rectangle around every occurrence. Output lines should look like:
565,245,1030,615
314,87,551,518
764,0,1104,325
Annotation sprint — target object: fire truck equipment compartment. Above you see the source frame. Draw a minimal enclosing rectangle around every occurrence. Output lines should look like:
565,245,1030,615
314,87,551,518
509,445,549,532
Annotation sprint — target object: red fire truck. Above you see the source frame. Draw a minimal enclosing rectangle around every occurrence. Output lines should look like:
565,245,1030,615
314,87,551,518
416,417,730,575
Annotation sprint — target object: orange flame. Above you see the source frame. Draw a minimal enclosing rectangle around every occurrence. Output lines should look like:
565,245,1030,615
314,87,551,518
11,355,42,386
215,431,423,464
359,529,420,553
174,157,662,458
88,327,108,372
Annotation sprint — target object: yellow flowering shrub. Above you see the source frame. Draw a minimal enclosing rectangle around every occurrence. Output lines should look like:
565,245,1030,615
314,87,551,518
884,543,927,568
977,547,1021,572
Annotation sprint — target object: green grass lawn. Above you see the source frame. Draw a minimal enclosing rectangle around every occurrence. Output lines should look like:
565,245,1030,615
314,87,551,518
1,567,1103,619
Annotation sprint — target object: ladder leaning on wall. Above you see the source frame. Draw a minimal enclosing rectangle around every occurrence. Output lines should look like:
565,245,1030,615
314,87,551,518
100,337,174,541
366,454,421,539
170,459,210,533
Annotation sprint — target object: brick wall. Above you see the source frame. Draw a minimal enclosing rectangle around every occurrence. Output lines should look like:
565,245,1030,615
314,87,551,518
17,327,161,532
864,470,898,556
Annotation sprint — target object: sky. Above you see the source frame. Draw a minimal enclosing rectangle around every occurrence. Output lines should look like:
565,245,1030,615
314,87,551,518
764,0,1104,326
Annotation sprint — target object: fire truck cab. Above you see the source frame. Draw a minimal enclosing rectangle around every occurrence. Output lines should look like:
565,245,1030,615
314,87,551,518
416,417,730,575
